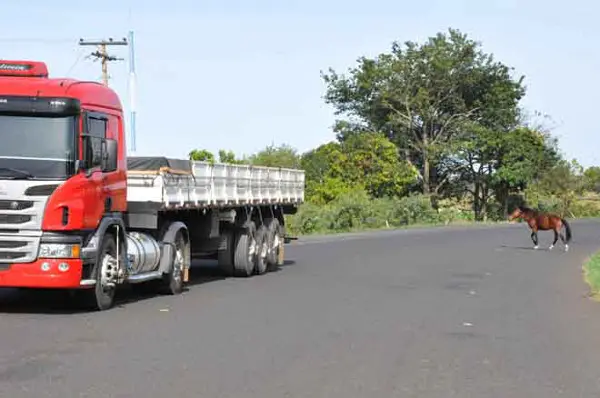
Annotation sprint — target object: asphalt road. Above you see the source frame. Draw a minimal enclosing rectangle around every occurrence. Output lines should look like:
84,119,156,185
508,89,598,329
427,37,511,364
2,220,600,397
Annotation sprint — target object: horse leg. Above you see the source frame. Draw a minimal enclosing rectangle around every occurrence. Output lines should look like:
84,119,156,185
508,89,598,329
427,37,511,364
531,230,539,250
549,229,559,250
558,228,569,252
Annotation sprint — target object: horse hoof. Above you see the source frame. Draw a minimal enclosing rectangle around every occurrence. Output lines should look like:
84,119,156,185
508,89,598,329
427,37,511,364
534,245,539,250
565,245,569,252
548,245,554,250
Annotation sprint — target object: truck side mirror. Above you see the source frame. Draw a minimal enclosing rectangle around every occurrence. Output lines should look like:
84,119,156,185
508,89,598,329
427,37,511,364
102,139,118,172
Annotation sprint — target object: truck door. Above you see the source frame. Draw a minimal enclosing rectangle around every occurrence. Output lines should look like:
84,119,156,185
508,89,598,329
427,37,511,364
81,112,109,228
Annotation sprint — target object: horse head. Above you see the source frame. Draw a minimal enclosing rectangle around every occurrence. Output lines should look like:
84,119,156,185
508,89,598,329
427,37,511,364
508,206,524,221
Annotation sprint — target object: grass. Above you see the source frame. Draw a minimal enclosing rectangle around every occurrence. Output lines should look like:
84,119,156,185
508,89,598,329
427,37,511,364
583,250,600,300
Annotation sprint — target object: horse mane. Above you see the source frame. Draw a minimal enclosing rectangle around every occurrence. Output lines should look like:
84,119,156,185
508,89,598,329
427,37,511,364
518,205,539,216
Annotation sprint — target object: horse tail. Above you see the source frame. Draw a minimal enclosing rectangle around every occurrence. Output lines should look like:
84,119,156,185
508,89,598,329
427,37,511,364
561,217,572,243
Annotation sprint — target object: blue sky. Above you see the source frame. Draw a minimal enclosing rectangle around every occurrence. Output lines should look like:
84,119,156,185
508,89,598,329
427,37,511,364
1,0,598,166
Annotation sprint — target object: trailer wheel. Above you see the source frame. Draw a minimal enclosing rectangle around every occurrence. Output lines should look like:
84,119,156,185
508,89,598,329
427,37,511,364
84,233,118,311
233,221,257,277
265,218,284,271
217,228,235,277
254,224,269,275
159,230,188,295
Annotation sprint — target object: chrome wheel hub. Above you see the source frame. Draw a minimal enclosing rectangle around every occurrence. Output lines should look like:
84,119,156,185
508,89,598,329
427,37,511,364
100,254,118,290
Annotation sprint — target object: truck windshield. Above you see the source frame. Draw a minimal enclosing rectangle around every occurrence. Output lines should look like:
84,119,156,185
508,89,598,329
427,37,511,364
0,115,76,180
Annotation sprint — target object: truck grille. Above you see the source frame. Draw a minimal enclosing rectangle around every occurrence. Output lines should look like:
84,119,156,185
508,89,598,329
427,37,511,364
0,182,53,265
0,200,33,211
0,214,32,224
0,241,27,249
0,236,40,263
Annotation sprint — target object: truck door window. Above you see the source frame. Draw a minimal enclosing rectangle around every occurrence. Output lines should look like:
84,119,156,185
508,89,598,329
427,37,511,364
84,114,107,169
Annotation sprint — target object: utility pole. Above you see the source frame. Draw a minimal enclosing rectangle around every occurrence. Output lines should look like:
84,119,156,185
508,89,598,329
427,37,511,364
127,30,137,154
78,37,128,86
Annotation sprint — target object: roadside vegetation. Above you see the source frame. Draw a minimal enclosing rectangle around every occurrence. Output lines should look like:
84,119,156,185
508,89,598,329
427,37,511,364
188,28,600,236
584,251,600,299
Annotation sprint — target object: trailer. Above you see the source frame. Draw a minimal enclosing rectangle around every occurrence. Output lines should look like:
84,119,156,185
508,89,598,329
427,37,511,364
125,156,304,275
0,59,305,310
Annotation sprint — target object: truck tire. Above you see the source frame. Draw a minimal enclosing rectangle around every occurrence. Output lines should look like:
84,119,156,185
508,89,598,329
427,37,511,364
233,221,257,277
217,228,235,277
254,223,269,275
265,218,284,271
159,230,188,295
84,233,118,311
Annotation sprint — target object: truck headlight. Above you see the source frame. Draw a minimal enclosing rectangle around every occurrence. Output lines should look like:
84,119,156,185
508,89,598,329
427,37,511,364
38,243,81,259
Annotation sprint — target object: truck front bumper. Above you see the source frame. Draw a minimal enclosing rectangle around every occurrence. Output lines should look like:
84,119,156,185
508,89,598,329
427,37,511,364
0,258,84,288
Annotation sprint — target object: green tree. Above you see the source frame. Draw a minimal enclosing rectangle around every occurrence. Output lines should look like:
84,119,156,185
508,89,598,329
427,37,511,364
188,149,215,163
526,159,585,216
321,28,525,197
584,166,600,192
492,127,560,215
218,149,247,164
301,142,351,204
452,126,559,220
301,142,347,183
300,132,418,203
341,131,418,198
248,143,301,169
451,123,500,220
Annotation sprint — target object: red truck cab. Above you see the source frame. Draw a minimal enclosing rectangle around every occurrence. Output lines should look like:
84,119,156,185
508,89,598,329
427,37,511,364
0,60,127,293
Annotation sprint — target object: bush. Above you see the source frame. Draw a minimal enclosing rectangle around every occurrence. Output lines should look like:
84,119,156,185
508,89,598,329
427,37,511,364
436,197,476,223
328,189,379,231
571,197,600,218
284,202,330,235
287,190,445,235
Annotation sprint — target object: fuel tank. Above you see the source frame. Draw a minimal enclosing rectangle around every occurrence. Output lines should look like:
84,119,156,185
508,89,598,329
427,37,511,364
126,232,161,274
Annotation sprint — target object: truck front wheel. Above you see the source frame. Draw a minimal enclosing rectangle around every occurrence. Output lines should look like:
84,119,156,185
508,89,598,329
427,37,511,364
84,233,118,311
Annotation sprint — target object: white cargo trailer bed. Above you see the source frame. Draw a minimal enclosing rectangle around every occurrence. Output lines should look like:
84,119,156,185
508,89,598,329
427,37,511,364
126,157,305,209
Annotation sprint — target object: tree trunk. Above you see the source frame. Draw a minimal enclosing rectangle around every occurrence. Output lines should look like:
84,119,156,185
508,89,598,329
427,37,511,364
481,187,488,222
473,183,481,220
422,140,431,195
493,181,509,218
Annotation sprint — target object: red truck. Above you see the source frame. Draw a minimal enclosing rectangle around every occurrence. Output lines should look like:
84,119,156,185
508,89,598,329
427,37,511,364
0,60,305,310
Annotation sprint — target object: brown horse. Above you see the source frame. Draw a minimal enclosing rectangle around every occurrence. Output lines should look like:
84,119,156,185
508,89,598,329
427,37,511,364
508,206,572,251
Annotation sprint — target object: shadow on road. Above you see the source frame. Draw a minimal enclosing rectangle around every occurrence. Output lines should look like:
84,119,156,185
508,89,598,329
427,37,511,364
0,259,295,315
499,244,542,251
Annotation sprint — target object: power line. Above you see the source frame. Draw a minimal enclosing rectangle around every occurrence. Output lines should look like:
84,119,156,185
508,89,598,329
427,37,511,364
79,37,128,86
64,49,88,77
